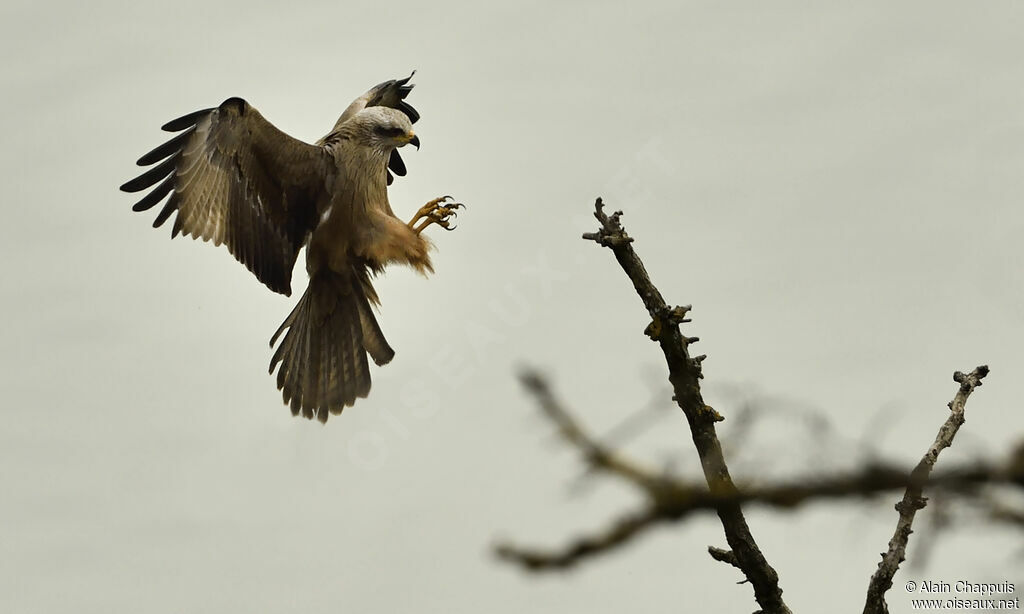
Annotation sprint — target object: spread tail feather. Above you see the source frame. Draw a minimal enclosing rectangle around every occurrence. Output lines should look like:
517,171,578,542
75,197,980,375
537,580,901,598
269,269,394,422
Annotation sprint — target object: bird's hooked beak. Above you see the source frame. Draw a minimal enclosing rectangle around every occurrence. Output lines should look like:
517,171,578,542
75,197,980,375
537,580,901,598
408,133,420,150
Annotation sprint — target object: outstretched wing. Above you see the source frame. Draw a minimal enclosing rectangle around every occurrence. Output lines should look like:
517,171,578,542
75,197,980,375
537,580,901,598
121,98,331,296
326,72,420,185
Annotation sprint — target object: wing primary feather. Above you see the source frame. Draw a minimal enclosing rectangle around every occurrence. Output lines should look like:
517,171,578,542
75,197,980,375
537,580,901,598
388,150,407,176
152,195,178,228
398,101,420,124
161,108,213,132
120,155,177,192
131,174,175,212
136,127,195,166
170,210,184,237
396,71,415,86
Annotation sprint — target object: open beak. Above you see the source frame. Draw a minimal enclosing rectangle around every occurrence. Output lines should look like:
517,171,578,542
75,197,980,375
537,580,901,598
408,133,420,150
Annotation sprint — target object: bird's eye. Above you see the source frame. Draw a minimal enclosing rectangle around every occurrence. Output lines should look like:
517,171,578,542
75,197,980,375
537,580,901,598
376,125,406,138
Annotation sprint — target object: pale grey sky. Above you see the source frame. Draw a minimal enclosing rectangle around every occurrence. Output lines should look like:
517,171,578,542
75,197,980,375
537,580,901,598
3,1,1023,612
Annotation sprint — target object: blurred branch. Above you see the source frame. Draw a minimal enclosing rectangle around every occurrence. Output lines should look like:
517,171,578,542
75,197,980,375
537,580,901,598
495,371,1016,572
863,365,989,614
495,505,662,571
988,501,1024,529
517,371,671,497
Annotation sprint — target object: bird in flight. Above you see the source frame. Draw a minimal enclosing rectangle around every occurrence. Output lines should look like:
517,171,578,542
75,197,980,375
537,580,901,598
121,74,461,423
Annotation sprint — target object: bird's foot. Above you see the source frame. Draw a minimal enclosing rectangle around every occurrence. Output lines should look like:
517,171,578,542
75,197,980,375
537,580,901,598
409,195,464,234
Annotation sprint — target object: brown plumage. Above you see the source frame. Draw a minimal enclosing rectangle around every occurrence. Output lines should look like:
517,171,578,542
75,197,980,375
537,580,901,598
121,74,461,422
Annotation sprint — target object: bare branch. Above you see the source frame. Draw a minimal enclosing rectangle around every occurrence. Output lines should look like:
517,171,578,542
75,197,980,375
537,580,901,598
496,373,1014,569
495,505,662,571
497,368,1015,564
494,460,1015,573
582,198,790,613
518,370,668,496
863,365,990,614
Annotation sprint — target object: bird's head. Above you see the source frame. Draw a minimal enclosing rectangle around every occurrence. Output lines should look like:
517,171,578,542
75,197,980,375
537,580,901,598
353,107,419,151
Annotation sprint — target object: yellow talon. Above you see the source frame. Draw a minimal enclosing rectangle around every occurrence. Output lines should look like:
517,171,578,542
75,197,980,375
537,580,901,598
409,196,464,234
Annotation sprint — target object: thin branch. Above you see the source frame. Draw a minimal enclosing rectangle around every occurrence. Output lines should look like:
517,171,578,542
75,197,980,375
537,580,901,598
518,371,667,496
987,500,1024,528
863,365,990,614
582,198,790,613
495,505,662,571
